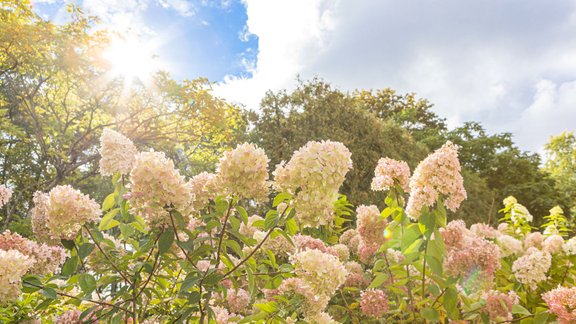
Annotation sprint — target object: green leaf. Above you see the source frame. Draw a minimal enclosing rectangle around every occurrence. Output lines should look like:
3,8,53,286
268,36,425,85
99,208,120,231
61,256,78,276
534,312,549,324
273,192,291,207
512,304,532,316
180,273,200,293
264,210,279,230
421,307,439,322
60,239,76,251
368,273,388,289
41,287,57,299
158,230,175,255
285,218,298,235
78,244,95,260
426,255,443,276
237,206,249,224
443,286,459,319
102,193,116,211
78,274,97,293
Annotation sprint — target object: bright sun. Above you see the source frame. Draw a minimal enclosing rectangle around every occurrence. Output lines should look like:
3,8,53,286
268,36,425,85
103,35,162,85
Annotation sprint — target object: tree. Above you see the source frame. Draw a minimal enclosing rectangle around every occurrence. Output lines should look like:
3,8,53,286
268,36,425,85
0,1,246,231
443,122,566,224
544,131,576,215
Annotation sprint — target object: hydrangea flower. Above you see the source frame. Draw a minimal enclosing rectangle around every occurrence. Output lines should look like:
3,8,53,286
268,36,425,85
0,249,33,303
0,230,67,275
31,185,101,241
290,248,347,302
356,205,387,247
483,290,519,321
563,237,576,255
512,247,552,290
360,289,389,318
215,143,270,200
542,286,576,324
0,184,13,208
188,172,219,210
98,128,138,176
128,150,192,227
371,157,410,192
543,235,564,254
406,141,466,219
273,141,352,228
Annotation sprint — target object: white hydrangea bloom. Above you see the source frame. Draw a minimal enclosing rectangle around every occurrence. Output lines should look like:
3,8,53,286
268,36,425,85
31,185,101,241
563,237,576,256
273,141,352,228
215,143,270,200
128,150,192,228
0,249,33,303
98,128,138,176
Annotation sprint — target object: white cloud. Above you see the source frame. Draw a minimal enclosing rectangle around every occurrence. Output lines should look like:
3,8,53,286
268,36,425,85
215,0,576,152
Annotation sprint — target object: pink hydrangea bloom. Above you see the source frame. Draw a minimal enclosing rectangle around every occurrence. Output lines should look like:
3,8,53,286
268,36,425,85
470,223,498,239
371,157,411,192
406,141,467,219
0,230,67,275
483,290,519,321
339,229,360,254
542,286,576,324
360,289,389,318
444,235,500,279
543,235,564,254
226,288,251,314
0,184,13,208
356,205,387,246
524,232,544,250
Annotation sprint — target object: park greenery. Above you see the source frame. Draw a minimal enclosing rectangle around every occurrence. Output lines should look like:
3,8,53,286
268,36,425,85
1,1,576,323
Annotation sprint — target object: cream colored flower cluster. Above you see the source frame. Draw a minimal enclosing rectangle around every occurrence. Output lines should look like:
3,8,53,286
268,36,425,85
273,141,352,227
543,234,564,254
188,172,219,210
31,185,101,241
98,128,138,176
0,249,33,303
0,184,12,208
287,249,347,318
496,235,523,258
511,247,552,290
371,157,410,192
215,143,270,200
406,141,467,219
355,205,387,263
128,150,192,227
563,236,576,255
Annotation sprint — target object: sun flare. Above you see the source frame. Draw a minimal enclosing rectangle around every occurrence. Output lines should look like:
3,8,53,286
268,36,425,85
103,35,162,85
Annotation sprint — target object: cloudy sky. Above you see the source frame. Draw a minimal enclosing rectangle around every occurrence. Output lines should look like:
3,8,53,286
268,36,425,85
33,0,576,152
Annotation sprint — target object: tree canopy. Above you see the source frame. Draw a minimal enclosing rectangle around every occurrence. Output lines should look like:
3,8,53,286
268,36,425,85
0,1,246,232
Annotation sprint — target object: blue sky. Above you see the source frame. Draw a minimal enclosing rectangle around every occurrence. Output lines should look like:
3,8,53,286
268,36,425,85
32,0,257,81
31,0,576,153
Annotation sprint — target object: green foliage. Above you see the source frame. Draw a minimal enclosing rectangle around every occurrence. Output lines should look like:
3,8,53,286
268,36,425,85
544,131,576,217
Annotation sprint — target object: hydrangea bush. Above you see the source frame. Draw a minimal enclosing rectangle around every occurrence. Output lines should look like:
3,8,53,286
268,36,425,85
0,131,575,323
